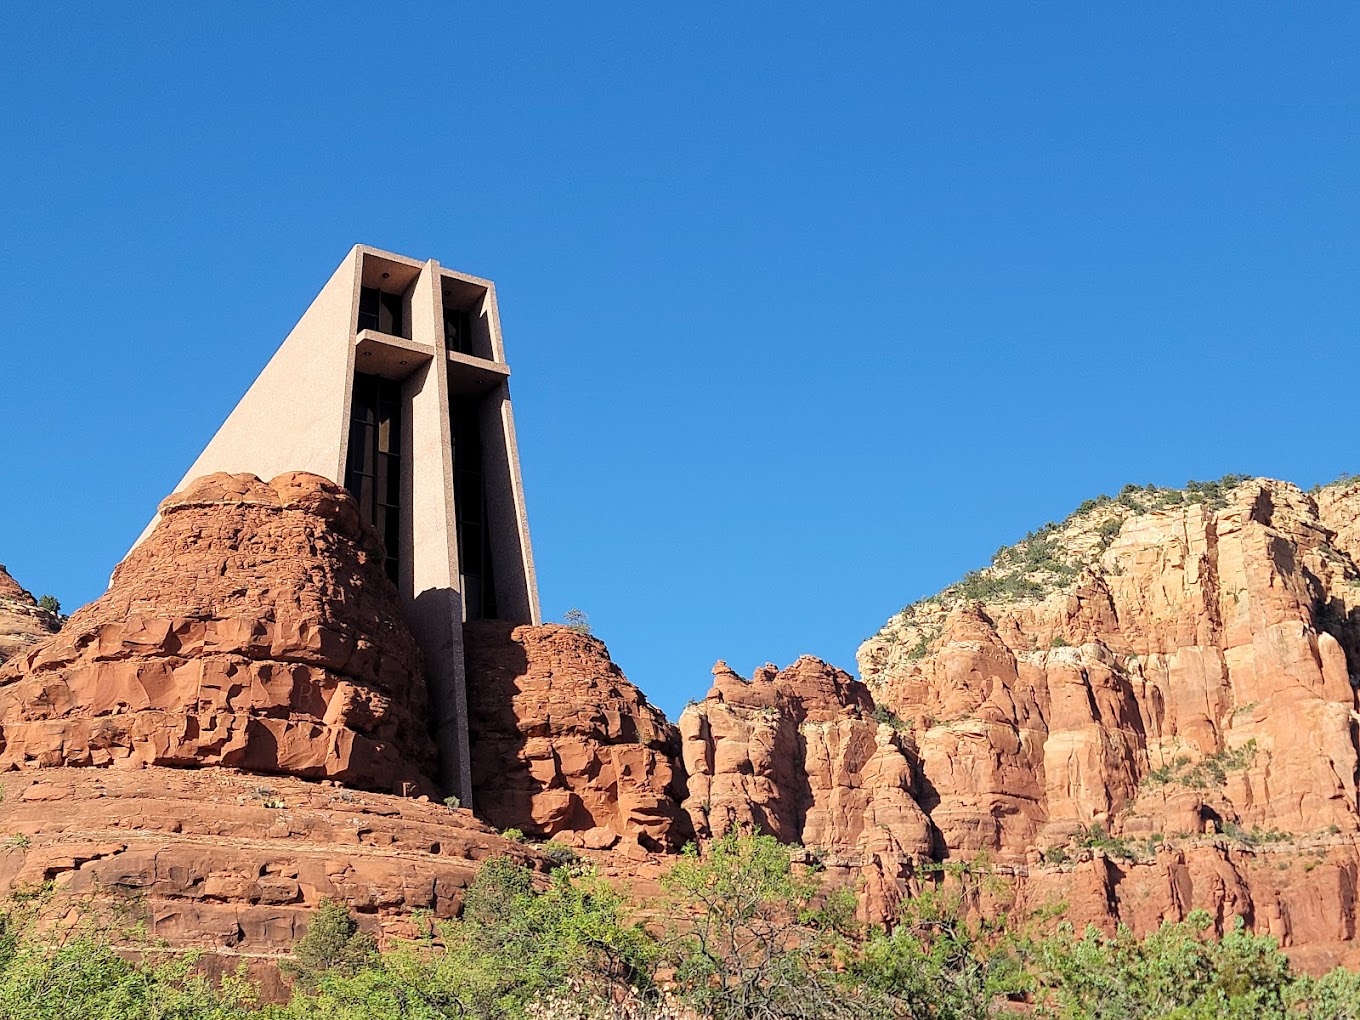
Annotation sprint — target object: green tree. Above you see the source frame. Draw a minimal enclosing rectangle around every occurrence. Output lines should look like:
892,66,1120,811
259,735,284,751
853,887,1027,1019
1036,911,1293,1020
287,856,655,1020
282,899,377,991
662,831,862,1020
37,595,60,615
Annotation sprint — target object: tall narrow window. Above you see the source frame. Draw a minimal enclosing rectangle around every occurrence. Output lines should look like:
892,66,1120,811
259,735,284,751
444,306,474,355
345,373,402,582
358,286,405,337
450,396,497,620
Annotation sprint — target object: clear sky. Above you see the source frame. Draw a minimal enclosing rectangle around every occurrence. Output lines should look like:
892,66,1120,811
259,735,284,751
2,4,1357,719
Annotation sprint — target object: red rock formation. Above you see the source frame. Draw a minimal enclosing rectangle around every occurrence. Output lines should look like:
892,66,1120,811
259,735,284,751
464,621,688,853
0,765,545,956
674,479,1360,964
678,656,933,919
0,472,437,796
860,479,1360,856
0,565,60,667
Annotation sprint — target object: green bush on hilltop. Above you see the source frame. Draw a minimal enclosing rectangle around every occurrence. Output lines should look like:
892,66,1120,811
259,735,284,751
884,475,1260,628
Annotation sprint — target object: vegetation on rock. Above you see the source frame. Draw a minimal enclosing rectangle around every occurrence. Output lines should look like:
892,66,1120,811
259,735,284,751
4,834,1360,1018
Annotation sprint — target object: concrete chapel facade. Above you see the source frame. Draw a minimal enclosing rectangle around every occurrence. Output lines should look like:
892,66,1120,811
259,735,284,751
152,245,541,802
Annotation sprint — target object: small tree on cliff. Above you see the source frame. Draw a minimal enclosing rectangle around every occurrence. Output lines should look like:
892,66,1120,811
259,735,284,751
284,899,377,990
562,608,591,635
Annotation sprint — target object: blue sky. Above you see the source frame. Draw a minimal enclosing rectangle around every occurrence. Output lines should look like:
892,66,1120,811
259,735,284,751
2,4,1357,719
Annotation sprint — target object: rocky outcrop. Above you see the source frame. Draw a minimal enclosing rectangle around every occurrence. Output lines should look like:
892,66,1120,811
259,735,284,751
669,478,1360,962
679,657,931,850
13,470,1360,969
678,656,934,919
464,621,688,853
0,565,60,667
0,765,546,956
0,472,437,796
859,478,1360,858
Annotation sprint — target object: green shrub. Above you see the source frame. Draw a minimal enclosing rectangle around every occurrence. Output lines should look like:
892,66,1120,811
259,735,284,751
1073,823,1139,862
1037,912,1294,1020
662,831,859,1020
872,704,910,732
1221,822,1291,847
36,595,60,615
561,608,591,635
283,899,377,989
1142,740,1258,790
1095,518,1123,546
539,841,578,868
904,633,933,660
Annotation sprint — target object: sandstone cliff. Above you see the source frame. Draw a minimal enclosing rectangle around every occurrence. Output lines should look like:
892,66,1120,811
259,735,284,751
465,620,689,853
12,472,1360,968
0,472,438,795
676,477,1360,964
0,565,60,666
0,473,548,964
859,476,1360,857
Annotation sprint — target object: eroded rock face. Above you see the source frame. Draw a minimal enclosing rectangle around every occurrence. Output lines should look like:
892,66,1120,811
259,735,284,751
670,479,1360,961
464,621,689,853
0,472,437,795
0,565,60,667
678,656,934,919
859,479,1360,858
0,766,546,958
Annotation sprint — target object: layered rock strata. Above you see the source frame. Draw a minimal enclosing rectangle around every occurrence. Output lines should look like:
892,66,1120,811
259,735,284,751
674,479,1360,964
0,565,60,666
12,472,1360,968
859,478,1360,857
678,656,934,920
464,621,688,852
0,766,543,953
0,472,437,795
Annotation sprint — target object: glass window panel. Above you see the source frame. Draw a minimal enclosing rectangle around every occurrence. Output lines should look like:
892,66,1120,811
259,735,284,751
382,454,401,505
358,287,380,333
460,488,482,525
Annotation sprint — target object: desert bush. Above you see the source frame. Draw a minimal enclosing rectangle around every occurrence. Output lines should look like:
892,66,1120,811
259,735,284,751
282,898,377,990
662,831,861,1020
562,608,591,635
4,834,1360,1019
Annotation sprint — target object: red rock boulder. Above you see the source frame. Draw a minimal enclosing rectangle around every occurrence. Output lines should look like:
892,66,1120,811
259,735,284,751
464,621,689,852
0,565,61,667
0,472,437,796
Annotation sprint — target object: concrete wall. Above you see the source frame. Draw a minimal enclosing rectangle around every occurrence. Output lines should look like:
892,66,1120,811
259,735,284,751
403,260,472,799
479,382,540,625
179,248,360,486
128,245,540,803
